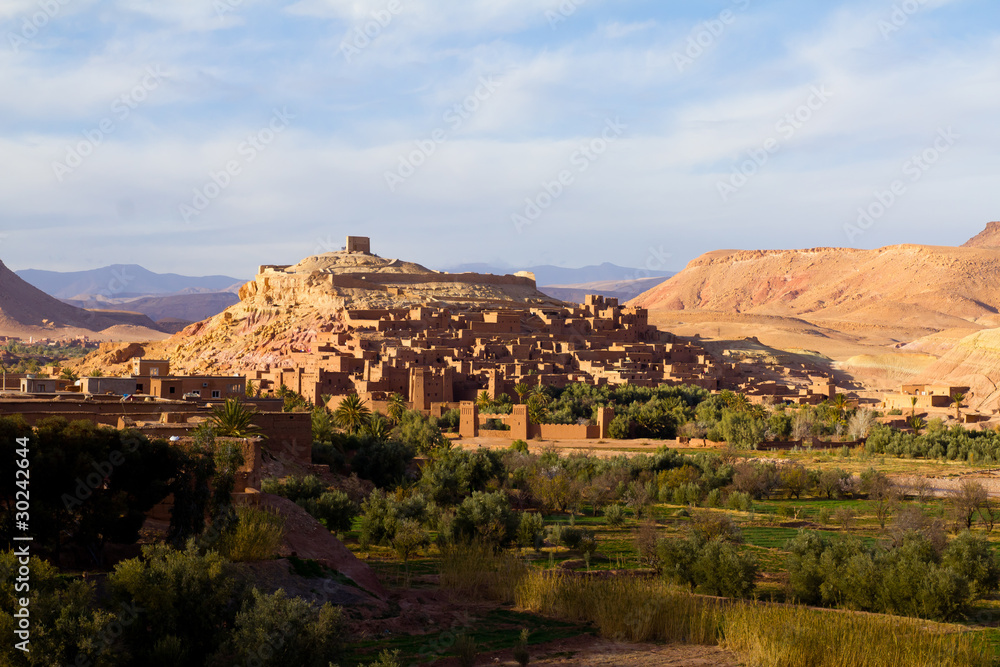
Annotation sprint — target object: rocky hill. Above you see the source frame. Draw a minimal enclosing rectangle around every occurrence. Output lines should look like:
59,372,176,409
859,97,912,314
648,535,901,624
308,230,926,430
630,222,1000,393
83,250,566,375
962,221,1000,249
0,259,168,341
631,238,1000,342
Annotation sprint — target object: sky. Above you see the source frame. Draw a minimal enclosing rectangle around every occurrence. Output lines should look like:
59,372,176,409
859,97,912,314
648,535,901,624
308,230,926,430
0,0,997,278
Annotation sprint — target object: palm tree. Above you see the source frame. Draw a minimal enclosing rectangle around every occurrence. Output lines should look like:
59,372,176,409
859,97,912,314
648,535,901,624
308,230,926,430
364,413,391,441
59,367,79,384
246,380,259,397
387,393,407,423
476,390,493,413
496,393,512,407
909,415,926,436
952,392,965,421
334,394,371,434
513,383,529,404
831,393,847,418
910,396,918,419
209,399,263,438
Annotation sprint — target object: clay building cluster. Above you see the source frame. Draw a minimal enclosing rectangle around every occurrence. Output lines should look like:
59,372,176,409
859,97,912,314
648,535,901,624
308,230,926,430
252,294,722,417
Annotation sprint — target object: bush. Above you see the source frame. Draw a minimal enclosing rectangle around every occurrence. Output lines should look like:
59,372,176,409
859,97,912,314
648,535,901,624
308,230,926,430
261,475,325,502
392,410,447,454
451,491,520,547
726,491,753,512
603,503,626,528
311,442,345,468
608,414,631,439
297,490,358,532
351,438,414,488
108,544,244,664
358,489,399,547
658,537,757,598
510,439,529,454
705,488,722,508
784,529,999,620
213,507,285,562
694,540,759,598
517,512,545,550
213,588,346,667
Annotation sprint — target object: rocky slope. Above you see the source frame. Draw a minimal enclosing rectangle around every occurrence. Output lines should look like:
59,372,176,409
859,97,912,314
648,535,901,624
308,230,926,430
630,244,1000,333
82,251,565,375
962,221,1000,249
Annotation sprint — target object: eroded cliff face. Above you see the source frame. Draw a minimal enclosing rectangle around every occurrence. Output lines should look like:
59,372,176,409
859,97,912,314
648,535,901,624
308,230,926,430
80,251,566,375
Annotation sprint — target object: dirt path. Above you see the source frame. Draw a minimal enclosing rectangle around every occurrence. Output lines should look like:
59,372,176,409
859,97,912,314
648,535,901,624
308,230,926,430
433,636,741,666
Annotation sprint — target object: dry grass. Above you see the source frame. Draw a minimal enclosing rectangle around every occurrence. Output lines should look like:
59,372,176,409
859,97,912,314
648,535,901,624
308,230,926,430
442,545,993,667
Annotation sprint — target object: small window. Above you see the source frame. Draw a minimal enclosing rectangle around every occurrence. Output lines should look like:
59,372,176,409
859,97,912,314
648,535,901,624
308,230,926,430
212,390,221,398
203,382,209,388
169,387,175,394
137,384,143,391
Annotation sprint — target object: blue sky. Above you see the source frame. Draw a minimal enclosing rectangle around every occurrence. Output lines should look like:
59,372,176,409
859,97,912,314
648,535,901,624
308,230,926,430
0,0,997,277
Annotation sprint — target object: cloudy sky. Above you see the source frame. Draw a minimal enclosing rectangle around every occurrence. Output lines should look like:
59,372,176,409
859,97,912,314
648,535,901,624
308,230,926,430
1,0,997,277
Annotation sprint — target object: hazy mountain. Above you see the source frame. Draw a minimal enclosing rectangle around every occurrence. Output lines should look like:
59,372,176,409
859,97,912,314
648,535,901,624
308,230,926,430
443,261,674,286
62,292,241,324
17,264,245,300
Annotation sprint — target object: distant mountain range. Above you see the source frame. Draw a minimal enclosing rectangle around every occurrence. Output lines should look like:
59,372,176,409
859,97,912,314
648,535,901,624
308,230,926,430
16,264,245,300
443,261,674,286
442,262,674,304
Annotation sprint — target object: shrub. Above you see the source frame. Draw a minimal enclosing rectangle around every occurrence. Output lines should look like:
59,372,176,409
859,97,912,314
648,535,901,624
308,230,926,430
512,629,531,666
261,475,325,502
658,536,757,598
603,503,626,528
213,507,285,562
351,438,414,488
455,634,478,667
693,540,759,598
311,442,345,468
510,439,529,454
608,414,631,439
108,544,243,664
705,488,722,508
451,491,520,547
392,410,447,454
726,491,753,512
517,512,545,550
297,490,358,532
358,489,399,548
559,527,585,550
212,588,346,667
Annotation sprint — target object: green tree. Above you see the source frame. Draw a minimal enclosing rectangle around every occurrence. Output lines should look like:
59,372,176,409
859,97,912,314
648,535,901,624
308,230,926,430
333,394,371,434
208,399,263,438
513,383,530,404
387,392,407,423
952,392,965,421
